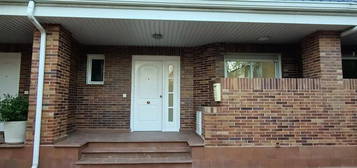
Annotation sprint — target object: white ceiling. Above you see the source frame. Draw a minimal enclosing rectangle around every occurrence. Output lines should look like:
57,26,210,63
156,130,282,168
0,16,34,44
0,16,356,46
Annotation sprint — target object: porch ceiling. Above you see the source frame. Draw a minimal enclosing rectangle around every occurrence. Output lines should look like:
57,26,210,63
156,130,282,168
0,15,356,46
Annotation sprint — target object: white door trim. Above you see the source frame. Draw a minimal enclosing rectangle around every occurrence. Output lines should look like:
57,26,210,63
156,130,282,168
130,55,180,132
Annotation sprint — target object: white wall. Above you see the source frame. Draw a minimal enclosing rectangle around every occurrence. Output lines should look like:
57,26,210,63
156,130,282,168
0,52,21,131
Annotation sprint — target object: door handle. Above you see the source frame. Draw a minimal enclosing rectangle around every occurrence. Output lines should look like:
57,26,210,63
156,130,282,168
146,101,150,104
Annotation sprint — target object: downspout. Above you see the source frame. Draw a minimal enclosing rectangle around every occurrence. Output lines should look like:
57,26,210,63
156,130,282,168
27,1,46,168
341,26,357,37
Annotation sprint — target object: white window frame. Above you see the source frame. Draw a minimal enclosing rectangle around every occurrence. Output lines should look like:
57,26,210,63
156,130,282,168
86,54,105,85
224,53,282,78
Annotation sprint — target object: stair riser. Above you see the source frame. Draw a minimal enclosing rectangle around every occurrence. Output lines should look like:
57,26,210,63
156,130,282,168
75,163,192,168
87,142,188,149
81,152,191,159
82,147,191,153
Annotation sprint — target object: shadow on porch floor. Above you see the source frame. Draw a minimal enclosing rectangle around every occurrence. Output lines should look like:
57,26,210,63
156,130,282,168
54,130,204,147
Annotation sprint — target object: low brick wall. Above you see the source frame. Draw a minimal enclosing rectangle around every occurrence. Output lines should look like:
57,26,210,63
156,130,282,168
202,78,357,146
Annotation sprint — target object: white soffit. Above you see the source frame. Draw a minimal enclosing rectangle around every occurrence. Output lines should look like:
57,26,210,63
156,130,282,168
0,16,33,43
0,15,356,46
39,17,352,46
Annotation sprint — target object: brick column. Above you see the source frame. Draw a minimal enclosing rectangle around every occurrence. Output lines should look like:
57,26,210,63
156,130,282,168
301,31,343,88
26,25,77,144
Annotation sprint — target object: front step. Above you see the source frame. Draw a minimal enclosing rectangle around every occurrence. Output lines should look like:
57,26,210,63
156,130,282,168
75,142,192,168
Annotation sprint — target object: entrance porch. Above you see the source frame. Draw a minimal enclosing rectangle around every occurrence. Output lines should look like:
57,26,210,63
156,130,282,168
0,11,357,168
55,130,203,147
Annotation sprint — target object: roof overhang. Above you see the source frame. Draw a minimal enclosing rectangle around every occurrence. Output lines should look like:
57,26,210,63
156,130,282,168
1,0,357,25
0,0,356,46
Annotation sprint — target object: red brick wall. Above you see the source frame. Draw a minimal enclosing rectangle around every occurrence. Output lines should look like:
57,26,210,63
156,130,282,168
302,31,343,81
201,31,357,147
74,44,302,132
193,43,302,110
75,46,197,130
26,25,78,143
203,78,357,146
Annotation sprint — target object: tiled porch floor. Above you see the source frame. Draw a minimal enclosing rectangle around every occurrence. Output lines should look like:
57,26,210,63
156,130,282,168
55,130,204,147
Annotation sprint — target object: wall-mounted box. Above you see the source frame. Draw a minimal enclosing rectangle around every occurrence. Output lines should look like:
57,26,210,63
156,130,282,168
213,83,221,102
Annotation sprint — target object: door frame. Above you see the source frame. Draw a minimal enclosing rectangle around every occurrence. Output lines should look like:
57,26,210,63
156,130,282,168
130,55,181,132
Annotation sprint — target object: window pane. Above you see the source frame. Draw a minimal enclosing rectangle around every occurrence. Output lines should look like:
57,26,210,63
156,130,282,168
342,60,357,78
252,62,276,78
168,108,173,122
168,93,173,107
226,61,250,78
91,59,104,81
168,65,174,78
168,79,174,92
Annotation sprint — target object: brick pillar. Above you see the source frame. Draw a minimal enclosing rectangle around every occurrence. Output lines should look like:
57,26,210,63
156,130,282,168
193,43,224,110
301,31,343,89
26,25,77,144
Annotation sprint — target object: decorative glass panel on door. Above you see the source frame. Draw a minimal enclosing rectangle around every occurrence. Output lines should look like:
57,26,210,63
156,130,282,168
167,64,174,122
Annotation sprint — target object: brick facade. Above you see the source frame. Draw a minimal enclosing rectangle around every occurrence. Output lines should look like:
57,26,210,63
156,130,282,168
73,43,302,131
202,78,357,146
302,31,343,83
201,31,357,147
20,26,355,146
193,43,302,110
26,25,78,143
75,46,197,130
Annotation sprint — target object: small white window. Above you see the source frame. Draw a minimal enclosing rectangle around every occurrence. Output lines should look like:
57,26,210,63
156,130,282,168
225,53,282,78
87,54,105,84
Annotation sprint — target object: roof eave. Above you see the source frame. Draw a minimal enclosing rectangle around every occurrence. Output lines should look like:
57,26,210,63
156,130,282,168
1,0,357,14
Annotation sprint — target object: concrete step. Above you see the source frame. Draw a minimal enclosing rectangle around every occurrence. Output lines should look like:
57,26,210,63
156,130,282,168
75,163,192,168
85,142,188,149
76,141,192,168
81,152,191,159
81,146,191,153
75,155,192,168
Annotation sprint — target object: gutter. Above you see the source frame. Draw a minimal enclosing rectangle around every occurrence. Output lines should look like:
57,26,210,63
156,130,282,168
27,1,46,168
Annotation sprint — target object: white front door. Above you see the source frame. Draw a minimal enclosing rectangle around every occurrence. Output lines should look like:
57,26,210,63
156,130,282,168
0,52,21,132
133,61,163,131
0,52,21,97
131,56,180,132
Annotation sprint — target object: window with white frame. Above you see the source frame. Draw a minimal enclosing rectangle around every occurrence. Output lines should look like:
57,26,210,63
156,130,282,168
87,54,105,84
342,51,357,79
224,53,281,78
